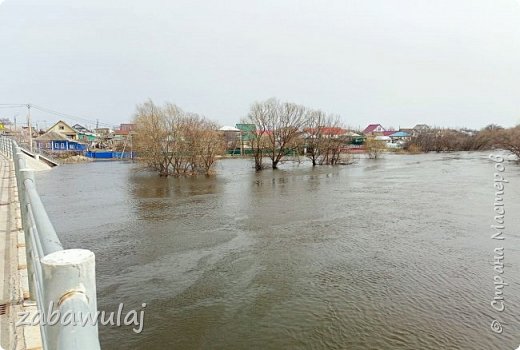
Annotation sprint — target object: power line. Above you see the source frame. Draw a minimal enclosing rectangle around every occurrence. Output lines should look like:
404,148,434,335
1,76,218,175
0,105,27,109
30,104,114,127
0,103,116,128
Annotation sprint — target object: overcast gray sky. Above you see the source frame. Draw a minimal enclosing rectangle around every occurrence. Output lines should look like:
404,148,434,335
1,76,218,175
1,0,519,130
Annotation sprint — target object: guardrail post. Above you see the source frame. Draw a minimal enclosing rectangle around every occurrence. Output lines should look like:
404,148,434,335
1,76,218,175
41,249,100,350
11,141,15,161
15,152,26,203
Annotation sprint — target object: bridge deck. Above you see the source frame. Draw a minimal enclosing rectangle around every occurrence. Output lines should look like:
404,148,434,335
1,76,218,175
0,155,41,350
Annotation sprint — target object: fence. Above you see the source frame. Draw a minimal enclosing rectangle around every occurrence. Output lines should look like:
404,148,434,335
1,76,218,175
0,136,101,350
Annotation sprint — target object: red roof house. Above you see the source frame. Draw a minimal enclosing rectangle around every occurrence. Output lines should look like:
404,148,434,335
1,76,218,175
363,124,386,135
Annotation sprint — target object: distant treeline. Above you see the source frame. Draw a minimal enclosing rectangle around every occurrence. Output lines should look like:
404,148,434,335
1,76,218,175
404,125,520,158
132,98,520,177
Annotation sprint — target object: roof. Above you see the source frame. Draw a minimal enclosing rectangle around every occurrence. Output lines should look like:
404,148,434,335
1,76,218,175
219,126,240,132
363,124,385,134
35,131,68,141
255,130,273,136
374,135,391,141
235,124,256,132
382,131,395,136
389,131,410,137
47,120,76,134
303,127,347,136
72,123,89,132
345,131,361,137
119,123,136,131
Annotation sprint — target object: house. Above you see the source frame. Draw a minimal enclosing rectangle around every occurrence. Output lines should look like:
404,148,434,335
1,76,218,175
344,131,365,145
413,124,430,133
92,128,114,149
389,131,411,144
72,124,96,142
72,123,89,133
303,127,349,139
374,135,392,142
112,123,136,149
218,126,241,153
363,124,386,136
233,124,257,155
399,128,415,135
112,130,132,148
94,127,112,136
46,120,78,140
119,123,136,132
113,124,136,137
235,123,256,143
34,131,86,151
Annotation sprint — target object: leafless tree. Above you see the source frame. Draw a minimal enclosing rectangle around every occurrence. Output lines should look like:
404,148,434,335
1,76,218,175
247,98,306,170
498,126,520,160
364,137,386,159
405,127,498,153
133,100,225,176
304,110,347,166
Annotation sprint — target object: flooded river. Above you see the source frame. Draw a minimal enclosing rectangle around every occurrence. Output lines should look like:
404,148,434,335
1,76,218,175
35,153,520,349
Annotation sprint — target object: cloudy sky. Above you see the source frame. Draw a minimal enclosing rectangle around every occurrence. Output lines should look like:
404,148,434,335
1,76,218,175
1,0,519,130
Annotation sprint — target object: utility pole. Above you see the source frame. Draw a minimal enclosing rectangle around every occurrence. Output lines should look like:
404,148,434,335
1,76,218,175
27,104,33,152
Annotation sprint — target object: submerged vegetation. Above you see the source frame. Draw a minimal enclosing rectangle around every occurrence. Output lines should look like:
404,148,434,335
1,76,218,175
133,99,520,177
246,98,350,170
133,100,225,177
404,125,520,159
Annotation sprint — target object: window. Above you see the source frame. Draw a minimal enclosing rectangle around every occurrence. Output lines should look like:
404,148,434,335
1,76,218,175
59,126,64,130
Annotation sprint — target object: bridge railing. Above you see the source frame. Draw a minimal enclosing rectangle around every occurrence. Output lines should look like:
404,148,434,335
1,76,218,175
0,136,101,350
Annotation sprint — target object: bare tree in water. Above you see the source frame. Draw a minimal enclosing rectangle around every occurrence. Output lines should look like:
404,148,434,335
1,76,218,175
304,110,346,166
247,98,306,170
499,125,520,160
133,100,225,176
364,137,386,159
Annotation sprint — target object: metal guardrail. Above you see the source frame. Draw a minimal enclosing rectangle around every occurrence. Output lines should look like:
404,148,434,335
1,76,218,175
0,136,101,350
15,140,60,167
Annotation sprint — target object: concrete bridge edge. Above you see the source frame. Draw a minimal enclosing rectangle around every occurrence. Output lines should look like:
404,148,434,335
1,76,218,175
0,154,42,350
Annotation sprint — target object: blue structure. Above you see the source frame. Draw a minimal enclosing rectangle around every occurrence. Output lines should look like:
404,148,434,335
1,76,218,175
51,139,87,151
35,138,87,151
389,131,410,138
84,151,135,159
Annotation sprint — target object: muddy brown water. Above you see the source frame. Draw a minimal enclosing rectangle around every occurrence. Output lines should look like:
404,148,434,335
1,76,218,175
35,153,520,349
